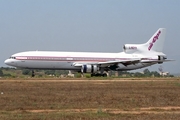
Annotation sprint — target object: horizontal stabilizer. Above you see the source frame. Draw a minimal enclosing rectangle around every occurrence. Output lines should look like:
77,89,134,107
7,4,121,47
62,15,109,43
141,59,175,63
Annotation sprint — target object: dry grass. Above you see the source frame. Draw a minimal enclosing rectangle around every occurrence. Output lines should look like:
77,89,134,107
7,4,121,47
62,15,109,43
0,78,180,119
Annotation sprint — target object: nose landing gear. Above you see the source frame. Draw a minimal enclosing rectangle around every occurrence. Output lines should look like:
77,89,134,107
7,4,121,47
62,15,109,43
32,70,35,77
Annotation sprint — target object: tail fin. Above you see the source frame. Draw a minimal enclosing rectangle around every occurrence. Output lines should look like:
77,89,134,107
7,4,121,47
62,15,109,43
145,28,166,52
123,28,166,53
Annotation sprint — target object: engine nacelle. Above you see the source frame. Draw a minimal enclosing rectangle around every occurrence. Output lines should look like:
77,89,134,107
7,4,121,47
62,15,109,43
123,44,138,53
158,55,166,60
81,65,99,73
158,55,167,64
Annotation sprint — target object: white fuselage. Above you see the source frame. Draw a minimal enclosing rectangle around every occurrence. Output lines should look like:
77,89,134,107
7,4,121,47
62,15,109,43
4,51,156,71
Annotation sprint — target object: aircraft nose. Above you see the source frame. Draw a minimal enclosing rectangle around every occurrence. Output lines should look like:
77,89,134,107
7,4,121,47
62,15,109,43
4,59,14,66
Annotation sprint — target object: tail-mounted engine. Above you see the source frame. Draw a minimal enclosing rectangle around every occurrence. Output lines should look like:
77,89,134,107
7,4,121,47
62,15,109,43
123,44,139,53
81,65,99,73
158,55,167,64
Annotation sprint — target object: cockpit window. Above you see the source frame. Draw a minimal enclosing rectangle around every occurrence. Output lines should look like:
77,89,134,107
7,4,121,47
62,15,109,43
9,57,16,59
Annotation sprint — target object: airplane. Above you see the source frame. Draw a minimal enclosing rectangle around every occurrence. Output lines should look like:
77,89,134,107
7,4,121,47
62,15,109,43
4,28,172,77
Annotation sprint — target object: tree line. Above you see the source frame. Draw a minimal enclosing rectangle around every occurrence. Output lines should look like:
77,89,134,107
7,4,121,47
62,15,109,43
0,67,174,78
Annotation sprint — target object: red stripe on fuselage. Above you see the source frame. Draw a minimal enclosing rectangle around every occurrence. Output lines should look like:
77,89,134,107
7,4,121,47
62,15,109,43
15,56,130,61
15,56,158,62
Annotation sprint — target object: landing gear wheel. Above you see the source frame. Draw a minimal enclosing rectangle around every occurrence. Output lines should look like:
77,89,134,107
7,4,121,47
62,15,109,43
91,73,98,77
102,73,107,77
91,74,94,77
91,73,107,77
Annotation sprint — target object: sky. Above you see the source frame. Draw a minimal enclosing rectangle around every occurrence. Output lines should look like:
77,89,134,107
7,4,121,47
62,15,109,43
0,0,180,74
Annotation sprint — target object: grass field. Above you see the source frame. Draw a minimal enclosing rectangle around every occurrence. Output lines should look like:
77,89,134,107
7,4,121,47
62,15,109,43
0,78,180,120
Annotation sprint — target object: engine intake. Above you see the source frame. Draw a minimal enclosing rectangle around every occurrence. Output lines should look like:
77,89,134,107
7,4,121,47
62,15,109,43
123,44,138,53
81,65,99,73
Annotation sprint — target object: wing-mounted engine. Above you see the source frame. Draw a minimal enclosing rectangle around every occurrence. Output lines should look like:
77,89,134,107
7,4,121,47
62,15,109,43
123,44,139,53
81,65,99,73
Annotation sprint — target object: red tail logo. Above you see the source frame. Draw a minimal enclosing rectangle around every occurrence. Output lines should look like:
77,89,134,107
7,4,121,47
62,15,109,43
148,30,161,50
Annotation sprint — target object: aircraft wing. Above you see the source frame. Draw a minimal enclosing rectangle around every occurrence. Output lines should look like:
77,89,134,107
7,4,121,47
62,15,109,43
73,58,141,67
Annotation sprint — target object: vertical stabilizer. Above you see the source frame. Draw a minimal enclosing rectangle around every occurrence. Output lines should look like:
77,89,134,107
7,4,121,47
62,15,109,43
145,28,166,52
123,28,166,54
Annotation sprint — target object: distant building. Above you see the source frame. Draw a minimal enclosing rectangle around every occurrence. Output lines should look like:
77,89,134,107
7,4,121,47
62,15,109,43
159,72,169,76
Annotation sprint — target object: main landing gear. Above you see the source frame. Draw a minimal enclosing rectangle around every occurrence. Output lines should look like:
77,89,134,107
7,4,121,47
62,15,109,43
91,73,108,77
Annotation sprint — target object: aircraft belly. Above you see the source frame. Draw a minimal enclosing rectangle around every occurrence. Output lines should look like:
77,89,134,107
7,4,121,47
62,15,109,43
16,60,79,70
